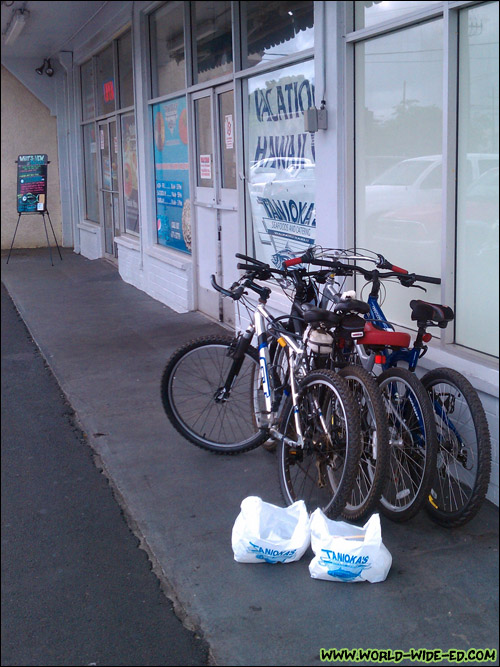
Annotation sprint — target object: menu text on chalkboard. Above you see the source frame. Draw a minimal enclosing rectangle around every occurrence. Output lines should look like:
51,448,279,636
17,154,48,213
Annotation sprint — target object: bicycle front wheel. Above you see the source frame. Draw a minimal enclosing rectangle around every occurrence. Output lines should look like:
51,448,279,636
278,369,361,518
161,336,268,454
421,368,492,527
338,365,390,522
377,367,437,522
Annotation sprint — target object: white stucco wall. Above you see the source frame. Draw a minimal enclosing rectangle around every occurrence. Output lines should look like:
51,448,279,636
1,65,62,250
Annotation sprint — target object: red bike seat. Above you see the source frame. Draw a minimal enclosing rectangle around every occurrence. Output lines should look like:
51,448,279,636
357,321,411,348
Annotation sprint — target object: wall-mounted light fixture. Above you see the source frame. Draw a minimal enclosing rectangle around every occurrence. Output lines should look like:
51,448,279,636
35,59,54,77
3,8,29,45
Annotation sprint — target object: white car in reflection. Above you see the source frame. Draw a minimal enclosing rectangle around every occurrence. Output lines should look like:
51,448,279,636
248,157,315,193
365,166,499,274
361,153,499,225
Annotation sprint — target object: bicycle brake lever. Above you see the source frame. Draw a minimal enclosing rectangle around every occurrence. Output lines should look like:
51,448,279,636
401,276,426,291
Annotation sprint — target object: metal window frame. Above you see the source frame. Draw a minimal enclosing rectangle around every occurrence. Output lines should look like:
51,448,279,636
345,0,496,360
78,26,136,247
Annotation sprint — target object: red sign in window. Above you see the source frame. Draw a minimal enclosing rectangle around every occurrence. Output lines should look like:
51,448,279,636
103,80,115,103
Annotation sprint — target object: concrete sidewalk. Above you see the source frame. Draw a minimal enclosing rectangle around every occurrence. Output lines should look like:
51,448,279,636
2,248,498,667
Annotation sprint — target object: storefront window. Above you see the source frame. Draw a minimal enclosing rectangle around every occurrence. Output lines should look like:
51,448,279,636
455,1,499,357
355,19,443,330
118,30,134,109
81,59,95,121
219,90,237,189
242,1,314,69
153,96,191,253
80,30,136,243
150,1,185,98
194,96,214,187
83,123,99,222
354,1,441,30
121,113,139,234
96,44,115,116
247,60,316,267
192,1,232,84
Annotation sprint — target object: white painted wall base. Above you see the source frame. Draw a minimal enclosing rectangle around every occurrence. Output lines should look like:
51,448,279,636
115,239,194,313
142,247,193,313
78,222,102,260
116,236,143,291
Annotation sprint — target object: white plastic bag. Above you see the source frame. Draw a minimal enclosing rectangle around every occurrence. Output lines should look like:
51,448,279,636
231,496,311,564
308,509,392,582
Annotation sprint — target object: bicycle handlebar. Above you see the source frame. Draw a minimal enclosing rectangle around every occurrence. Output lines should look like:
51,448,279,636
412,274,441,285
283,256,304,267
210,274,245,300
235,252,268,267
285,252,440,287
375,254,408,274
283,248,441,284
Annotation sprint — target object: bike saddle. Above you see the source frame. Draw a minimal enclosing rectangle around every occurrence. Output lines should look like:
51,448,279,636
300,303,342,326
332,299,370,316
358,321,411,348
410,300,454,328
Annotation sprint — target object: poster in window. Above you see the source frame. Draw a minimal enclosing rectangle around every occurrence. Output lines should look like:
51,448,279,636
17,154,48,213
247,61,316,268
121,114,139,233
153,96,191,253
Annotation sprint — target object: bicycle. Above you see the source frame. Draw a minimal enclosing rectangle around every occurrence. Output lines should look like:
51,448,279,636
283,247,492,526
261,265,390,522
161,254,362,517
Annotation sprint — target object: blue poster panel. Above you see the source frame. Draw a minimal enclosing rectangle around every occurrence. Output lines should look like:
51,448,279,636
17,154,48,213
153,96,191,254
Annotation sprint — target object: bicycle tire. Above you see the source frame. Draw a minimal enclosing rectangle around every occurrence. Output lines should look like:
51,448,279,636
278,369,362,518
161,336,268,454
338,365,390,522
421,368,492,527
377,367,437,522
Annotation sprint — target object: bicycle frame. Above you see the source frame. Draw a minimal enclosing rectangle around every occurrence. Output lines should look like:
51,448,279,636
365,294,421,372
245,302,306,446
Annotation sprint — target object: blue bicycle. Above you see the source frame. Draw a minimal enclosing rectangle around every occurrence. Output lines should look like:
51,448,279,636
283,248,492,527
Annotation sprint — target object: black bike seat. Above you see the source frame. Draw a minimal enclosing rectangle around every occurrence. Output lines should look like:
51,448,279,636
300,304,342,325
332,299,370,315
410,300,455,327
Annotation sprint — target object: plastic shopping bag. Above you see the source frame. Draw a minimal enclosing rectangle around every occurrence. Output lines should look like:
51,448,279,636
308,509,392,582
231,496,311,564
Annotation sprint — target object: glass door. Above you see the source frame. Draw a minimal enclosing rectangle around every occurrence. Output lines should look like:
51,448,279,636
98,119,120,259
193,83,238,325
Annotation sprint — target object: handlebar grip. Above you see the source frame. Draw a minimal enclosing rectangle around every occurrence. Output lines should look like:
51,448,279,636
237,263,261,271
389,264,408,275
414,274,441,285
283,256,304,267
210,274,244,300
377,254,408,274
234,252,268,267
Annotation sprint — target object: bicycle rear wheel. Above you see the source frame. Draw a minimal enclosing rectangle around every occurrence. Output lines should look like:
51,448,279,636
421,368,492,527
377,367,437,522
161,336,268,453
338,365,389,522
278,369,361,518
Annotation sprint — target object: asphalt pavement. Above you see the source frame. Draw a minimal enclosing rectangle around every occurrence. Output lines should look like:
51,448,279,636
1,248,499,667
1,281,209,666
